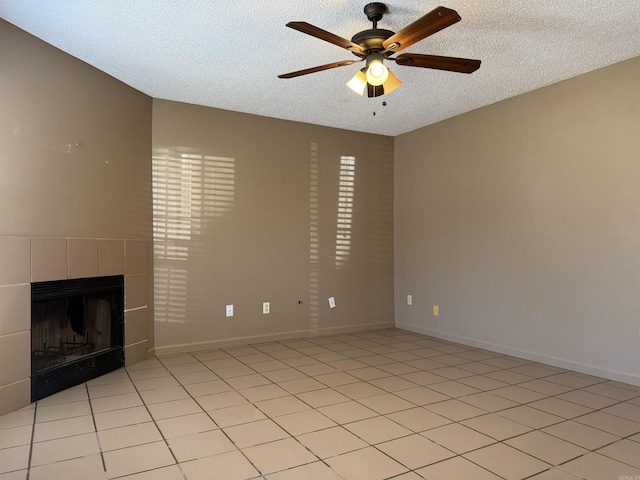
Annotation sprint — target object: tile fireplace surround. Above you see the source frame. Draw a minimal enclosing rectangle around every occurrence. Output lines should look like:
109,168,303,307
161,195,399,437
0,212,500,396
0,236,150,416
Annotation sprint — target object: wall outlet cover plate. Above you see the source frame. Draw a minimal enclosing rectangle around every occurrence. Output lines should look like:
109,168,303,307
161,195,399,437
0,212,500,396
328,297,336,309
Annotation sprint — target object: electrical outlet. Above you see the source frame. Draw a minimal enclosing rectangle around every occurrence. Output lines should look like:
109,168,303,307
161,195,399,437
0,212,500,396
263,302,270,314
226,304,234,317
433,305,439,316
407,295,413,306
328,297,336,309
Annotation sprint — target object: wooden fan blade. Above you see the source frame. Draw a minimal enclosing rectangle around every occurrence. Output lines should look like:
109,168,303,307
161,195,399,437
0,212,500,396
394,53,481,73
382,6,461,53
286,22,364,53
278,60,356,79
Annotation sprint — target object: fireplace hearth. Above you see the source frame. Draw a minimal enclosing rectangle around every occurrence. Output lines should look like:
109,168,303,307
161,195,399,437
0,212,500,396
31,275,124,402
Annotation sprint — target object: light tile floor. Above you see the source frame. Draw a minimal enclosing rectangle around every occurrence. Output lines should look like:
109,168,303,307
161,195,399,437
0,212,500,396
2,328,640,479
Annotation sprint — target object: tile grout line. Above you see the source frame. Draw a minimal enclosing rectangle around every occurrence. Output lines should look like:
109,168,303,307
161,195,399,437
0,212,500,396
195,337,424,477
25,402,37,480
172,349,338,478
123,358,190,480
83,382,108,477
220,335,523,478
161,350,303,478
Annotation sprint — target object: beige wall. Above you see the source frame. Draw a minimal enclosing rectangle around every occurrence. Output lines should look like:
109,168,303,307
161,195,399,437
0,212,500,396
394,56,640,385
152,100,394,354
0,20,154,415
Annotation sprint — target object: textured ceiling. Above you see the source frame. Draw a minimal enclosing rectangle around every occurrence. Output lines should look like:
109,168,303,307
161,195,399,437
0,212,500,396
1,1,639,136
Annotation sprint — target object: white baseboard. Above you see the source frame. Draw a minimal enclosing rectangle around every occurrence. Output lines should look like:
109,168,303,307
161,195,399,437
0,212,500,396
154,322,395,357
396,322,640,387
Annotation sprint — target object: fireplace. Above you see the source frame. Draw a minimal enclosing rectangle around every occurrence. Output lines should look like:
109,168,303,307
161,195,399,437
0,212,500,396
31,275,124,402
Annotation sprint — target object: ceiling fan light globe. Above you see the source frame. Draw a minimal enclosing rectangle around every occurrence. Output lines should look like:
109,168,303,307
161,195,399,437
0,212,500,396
346,69,367,95
366,60,389,86
382,69,402,94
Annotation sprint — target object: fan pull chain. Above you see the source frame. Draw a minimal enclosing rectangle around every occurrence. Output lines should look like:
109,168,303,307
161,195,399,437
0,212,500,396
373,101,387,116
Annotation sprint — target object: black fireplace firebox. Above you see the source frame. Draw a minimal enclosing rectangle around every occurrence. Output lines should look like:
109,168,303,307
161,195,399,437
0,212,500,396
31,275,124,402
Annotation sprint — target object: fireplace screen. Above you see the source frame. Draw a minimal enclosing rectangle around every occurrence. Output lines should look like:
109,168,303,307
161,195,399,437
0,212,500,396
31,275,124,401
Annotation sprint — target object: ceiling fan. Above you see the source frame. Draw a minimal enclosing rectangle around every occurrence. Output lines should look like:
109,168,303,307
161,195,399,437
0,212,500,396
278,3,481,97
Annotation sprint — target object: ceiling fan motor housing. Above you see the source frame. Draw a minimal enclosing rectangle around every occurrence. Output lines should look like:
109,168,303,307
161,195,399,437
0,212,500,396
351,28,394,53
